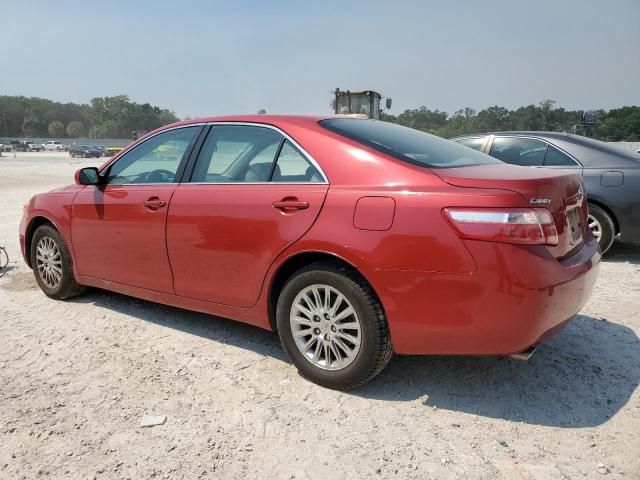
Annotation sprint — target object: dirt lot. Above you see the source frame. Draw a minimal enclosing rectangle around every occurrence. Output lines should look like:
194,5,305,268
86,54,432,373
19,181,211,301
1,152,639,479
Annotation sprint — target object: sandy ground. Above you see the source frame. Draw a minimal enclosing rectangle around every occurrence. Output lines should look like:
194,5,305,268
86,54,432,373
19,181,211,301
0,152,639,479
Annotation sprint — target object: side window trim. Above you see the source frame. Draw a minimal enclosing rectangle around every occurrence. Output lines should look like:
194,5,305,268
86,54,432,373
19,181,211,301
267,138,286,182
100,124,205,185
185,122,329,184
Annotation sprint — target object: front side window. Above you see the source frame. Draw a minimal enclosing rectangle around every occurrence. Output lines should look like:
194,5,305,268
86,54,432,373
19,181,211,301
191,125,282,183
273,141,323,183
106,126,198,184
320,119,500,168
489,137,547,166
544,145,578,166
456,136,487,152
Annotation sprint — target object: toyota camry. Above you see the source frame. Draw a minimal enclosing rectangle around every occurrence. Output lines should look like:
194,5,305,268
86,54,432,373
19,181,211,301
19,115,600,389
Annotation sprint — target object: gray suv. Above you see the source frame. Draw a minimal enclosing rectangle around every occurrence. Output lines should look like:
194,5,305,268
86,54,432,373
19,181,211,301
451,132,640,253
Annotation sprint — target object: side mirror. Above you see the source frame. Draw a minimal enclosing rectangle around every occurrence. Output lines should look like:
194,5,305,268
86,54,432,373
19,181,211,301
385,98,392,109
75,167,100,185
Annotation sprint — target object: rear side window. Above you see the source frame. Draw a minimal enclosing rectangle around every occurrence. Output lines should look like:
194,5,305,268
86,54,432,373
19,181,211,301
273,141,323,183
319,119,500,168
489,137,547,166
191,125,282,183
544,145,578,166
456,137,486,151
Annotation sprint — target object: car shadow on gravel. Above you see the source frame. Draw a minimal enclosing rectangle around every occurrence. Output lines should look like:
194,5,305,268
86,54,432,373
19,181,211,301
71,289,288,363
357,315,639,428
72,291,638,428
603,241,640,264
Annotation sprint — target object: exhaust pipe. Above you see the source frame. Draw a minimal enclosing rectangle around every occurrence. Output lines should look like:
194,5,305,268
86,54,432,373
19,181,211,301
508,346,536,361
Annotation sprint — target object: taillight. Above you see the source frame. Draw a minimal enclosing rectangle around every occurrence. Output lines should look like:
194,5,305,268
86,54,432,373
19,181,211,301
443,208,559,246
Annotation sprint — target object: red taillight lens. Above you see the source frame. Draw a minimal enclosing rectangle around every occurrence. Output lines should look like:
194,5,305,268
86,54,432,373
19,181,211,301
443,208,559,246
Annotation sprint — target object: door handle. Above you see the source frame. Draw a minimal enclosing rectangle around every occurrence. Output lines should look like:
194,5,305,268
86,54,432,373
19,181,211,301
272,199,309,212
143,197,167,210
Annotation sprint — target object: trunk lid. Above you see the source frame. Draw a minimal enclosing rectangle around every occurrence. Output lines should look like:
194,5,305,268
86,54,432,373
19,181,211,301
434,164,588,258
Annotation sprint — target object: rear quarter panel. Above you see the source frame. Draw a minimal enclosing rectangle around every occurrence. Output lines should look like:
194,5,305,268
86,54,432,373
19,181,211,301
583,167,640,241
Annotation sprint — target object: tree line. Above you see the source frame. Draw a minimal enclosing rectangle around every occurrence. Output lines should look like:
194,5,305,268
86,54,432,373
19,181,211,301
381,100,640,141
0,95,179,139
2,95,639,141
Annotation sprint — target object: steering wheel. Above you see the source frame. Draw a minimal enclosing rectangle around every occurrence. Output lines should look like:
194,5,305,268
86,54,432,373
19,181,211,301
141,169,175,183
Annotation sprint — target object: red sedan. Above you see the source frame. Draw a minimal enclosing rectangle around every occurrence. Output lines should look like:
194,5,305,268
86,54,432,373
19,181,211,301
19,116,600,389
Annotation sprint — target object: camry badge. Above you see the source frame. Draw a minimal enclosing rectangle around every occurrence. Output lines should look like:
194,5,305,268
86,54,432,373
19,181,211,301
530,198,551,204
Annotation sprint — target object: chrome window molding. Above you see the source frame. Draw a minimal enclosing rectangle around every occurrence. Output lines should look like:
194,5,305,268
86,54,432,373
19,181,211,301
184,182,328,186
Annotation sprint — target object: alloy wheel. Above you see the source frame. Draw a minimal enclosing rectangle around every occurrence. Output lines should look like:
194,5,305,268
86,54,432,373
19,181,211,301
588,213,602,242
36,236,63,289
289,284,362,371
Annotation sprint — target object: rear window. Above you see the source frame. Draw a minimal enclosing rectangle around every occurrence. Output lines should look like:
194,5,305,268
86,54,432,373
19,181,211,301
320,119,501,168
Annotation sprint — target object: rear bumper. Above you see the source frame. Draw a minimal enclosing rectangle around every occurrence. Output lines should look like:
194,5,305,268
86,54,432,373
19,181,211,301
363,237,601,355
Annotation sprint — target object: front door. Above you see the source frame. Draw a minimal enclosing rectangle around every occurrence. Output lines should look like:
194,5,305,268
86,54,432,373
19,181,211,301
71,125,201,292
166,124,329,307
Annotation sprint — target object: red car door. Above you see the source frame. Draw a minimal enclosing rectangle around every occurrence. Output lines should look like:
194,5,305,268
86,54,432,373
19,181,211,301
166,124,329,307
71,126,201,293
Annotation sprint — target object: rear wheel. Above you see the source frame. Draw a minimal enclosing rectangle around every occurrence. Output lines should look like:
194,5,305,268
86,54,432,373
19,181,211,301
30,225,86,299
587,204,615,253
276,262,392,390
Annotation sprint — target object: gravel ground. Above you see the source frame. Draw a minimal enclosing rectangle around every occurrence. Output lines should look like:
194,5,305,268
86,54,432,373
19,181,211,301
1,152,639,479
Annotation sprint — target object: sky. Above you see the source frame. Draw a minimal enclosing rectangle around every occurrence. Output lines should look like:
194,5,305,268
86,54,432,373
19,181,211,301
1,0,639,118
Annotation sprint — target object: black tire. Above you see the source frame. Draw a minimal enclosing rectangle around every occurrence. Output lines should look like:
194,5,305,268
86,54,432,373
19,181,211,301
30,225,86,300
588,204,615,253
276,261,392,390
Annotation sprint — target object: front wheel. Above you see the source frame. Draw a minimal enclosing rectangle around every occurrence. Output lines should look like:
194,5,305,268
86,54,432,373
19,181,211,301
587,204,615,253
30,225,86,299
276,262,392,390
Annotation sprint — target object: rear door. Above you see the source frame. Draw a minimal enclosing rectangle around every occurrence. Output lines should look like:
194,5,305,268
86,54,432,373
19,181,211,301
166,124,329,307
71,125,201,292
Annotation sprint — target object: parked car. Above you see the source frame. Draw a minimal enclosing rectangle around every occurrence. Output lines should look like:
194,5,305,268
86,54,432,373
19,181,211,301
69,145,101,158
26,141,43,152
6,140,43,152
43,141,69,152
9,140,25,151
19,116,600,389
0,141,12,152
91,145,106,157
452,132,640,253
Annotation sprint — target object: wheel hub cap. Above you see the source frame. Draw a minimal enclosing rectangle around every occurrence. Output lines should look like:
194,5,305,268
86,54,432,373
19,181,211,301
36,237,62,289
587,213,602,241
290,284,362,371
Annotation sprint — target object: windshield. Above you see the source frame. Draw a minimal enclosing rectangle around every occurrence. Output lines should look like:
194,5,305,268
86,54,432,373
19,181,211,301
320,119,502,168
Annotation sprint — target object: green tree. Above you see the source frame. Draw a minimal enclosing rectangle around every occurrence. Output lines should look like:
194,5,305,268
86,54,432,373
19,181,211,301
48,120,65,138
66,121,85,138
